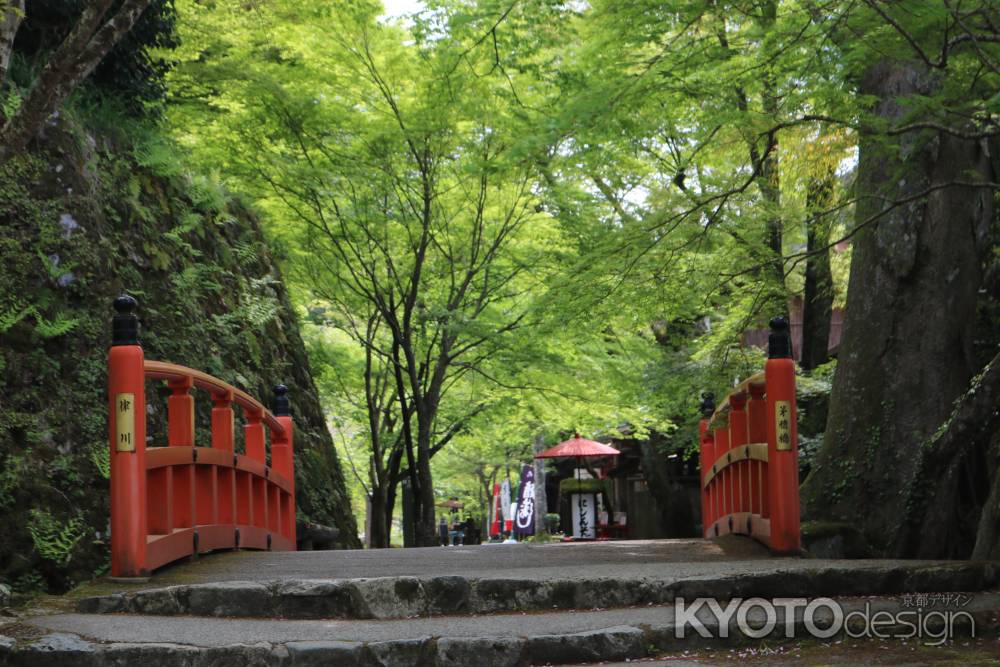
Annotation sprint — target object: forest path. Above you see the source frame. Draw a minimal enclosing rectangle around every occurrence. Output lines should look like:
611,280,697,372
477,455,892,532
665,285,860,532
115,536,771,587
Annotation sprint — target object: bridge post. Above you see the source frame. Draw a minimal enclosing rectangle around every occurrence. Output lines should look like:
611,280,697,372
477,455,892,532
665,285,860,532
108,295,148,579
698,393,715,537
765,316,800,554
271,385,296,547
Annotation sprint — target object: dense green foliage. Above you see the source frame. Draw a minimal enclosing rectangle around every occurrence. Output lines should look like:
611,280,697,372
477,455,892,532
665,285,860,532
2,0,1000,561
154,0,1000,551
158,0,860,541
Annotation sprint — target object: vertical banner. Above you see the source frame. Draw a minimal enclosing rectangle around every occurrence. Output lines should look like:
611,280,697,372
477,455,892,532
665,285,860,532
489,483,501,537
500,480,511,532
514,464,536,536
571,493,596,539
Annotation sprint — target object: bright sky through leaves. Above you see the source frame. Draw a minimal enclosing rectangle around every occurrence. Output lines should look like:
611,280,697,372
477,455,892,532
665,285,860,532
381,0,425,19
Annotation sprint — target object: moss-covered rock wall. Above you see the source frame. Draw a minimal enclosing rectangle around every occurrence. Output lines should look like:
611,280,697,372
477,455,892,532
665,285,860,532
0,118,360,595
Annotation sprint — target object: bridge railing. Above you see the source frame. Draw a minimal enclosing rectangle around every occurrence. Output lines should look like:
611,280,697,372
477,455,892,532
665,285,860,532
698,317,800,555
108,296,296,579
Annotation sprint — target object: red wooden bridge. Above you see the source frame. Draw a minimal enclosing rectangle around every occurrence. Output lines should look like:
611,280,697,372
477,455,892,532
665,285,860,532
107,296,296,579
103,297,800,579
697,317,801,555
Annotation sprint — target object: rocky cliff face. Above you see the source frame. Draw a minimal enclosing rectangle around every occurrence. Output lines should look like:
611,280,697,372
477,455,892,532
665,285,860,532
0,117,360,594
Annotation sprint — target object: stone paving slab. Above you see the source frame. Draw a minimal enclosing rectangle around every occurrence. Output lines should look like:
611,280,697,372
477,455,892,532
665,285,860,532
28,606,676,646
4,593,999,666
73,538,1000,620
135,538,775,586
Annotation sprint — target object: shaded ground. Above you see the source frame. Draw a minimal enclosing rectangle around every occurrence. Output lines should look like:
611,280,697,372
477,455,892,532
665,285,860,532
601,636,1000,665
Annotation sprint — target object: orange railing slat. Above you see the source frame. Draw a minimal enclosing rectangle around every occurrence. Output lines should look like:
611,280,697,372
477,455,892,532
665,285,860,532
144,360,287,437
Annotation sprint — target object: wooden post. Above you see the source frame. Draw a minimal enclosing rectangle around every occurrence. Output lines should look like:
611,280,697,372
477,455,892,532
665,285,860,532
211,390,234,451
213,390,235,533
747,382,768,518
698,392,715,537
271,384,296,546
730,391,749,518
765,316,801,554
109,295,148,579
244,409,265,463
713,426,730,529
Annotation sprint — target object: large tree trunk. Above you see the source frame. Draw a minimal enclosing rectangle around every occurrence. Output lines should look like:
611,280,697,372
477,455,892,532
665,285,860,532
800,164,835,371
972,434,1000,560
0,0,24,96
800,59,995,556
414,423,437,546
382,444,404,547
367,485,390,549
0,0,152,155
401,479,415,547
758,1,785,313
896,345,1000,558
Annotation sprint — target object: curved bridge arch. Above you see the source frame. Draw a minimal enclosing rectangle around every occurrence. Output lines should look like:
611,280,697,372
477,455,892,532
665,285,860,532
108,296,296,579
697,317,801,555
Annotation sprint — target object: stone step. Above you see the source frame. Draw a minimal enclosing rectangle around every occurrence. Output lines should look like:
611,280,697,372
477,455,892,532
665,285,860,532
75,560,999,620
4,592,1000,666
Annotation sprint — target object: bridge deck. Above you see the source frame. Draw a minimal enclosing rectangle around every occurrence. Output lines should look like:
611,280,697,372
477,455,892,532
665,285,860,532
141,536,772,586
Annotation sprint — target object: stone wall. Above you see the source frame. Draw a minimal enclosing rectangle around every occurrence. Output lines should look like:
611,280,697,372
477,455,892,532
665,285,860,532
0,117,360,594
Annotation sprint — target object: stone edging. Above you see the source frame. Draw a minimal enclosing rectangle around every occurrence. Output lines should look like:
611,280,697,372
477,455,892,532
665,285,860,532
75,561,999,620
4,596,998,667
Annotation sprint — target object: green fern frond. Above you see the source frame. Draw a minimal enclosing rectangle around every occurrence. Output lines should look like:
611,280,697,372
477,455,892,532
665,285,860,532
33,312,79,339
90,442,110,480
27,510,88,566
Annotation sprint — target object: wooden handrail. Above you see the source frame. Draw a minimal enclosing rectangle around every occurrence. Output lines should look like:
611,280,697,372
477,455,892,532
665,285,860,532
697,316,800,555
702,442,768,488
144,360,287,437
706,371,765,428
109,295,296,578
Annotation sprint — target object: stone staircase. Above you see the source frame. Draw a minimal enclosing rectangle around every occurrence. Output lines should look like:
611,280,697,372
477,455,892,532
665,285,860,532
2,538,999,666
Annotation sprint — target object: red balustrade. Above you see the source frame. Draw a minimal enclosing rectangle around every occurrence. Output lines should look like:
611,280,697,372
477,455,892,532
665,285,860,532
108,296,296,579
698,317,800,555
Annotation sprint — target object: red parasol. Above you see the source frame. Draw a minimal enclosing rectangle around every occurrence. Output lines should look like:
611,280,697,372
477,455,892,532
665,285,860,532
535,435,620,459
535,434,619,539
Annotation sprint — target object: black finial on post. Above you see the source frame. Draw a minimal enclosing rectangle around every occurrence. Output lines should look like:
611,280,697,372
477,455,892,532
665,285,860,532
111,294,139,346
768,315,792,359
273,384,290,416
699,392,715,417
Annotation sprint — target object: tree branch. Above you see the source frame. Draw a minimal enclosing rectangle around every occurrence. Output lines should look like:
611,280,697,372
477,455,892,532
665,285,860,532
1,0,154,154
